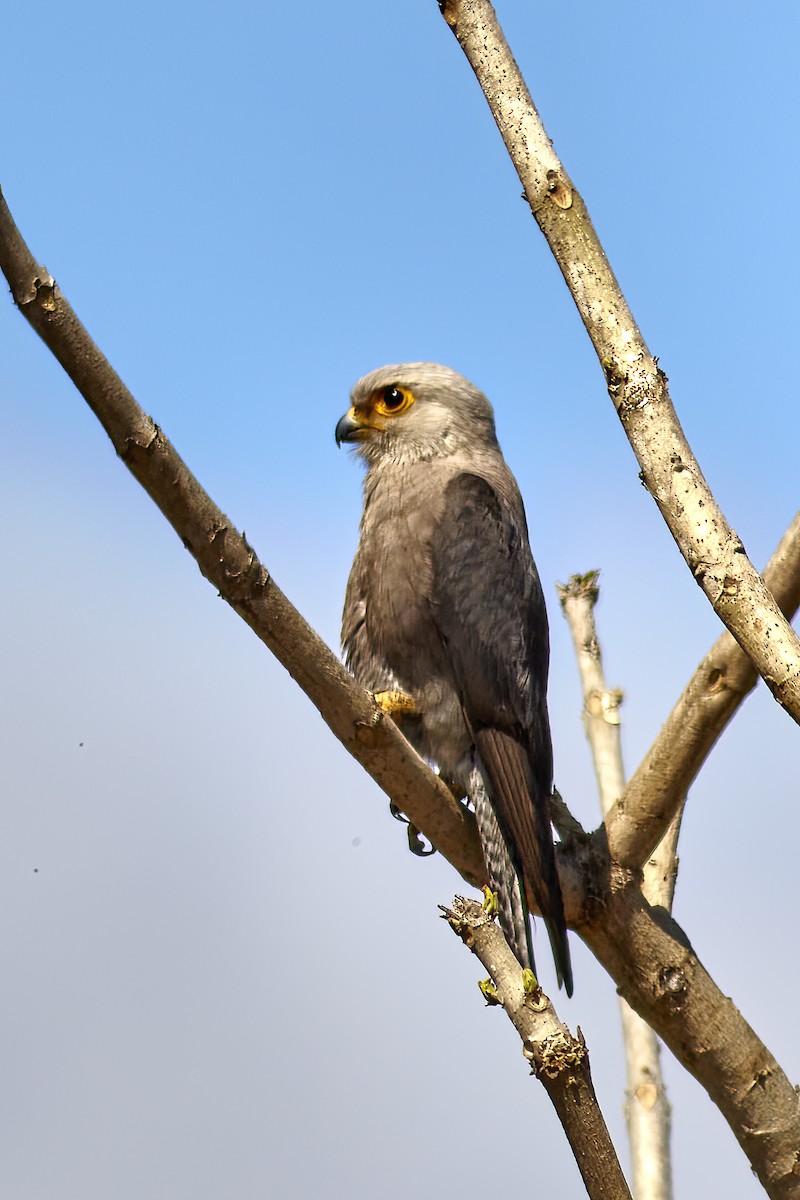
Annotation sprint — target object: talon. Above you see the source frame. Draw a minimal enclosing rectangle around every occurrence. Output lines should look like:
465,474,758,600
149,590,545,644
482,885,498,917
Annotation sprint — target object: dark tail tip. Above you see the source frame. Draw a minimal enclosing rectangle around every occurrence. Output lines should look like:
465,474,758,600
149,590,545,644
546,917,574,997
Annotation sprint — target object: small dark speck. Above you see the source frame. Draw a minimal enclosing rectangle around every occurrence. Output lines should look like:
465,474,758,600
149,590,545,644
33,868,39,874
352,837,362,848
79,742,84,748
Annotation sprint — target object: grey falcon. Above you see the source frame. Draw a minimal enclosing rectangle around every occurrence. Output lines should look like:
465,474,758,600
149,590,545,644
336,362,573,996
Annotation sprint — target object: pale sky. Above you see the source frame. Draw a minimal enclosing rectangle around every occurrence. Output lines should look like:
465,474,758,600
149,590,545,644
2,2,799,1196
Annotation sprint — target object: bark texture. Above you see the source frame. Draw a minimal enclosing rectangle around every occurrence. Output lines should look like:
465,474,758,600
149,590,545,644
444,897,632,1200
0,187,485,890
605,512,800,869
588,883,800,1199
5,29,800,1177
438,0,800,725
559,573,673,1200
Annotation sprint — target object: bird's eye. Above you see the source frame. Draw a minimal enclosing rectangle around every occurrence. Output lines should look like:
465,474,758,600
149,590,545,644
373,385,414,417
382,387,405,410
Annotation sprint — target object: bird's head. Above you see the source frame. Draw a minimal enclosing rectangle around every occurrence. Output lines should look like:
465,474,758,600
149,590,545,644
335,363,499,466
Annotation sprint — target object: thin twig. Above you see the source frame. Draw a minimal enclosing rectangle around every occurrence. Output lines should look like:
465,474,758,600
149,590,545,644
559,574,673,1200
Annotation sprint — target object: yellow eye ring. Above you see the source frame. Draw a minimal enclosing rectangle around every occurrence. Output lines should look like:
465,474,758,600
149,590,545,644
372,385,415,417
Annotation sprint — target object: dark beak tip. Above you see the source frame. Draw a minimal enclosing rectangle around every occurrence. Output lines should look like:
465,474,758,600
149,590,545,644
335,412,359,447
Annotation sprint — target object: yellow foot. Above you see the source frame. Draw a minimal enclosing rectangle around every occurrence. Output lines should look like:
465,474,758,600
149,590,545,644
372,689,418,718
482,885,498,917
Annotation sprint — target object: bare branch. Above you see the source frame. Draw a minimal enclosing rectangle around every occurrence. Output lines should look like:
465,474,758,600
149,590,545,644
557,565,800,1191
618,1003,673,1200
438,0,800,723
557,572,626,813
0,186,485,890
559,574,673,1200
3,186,800,1194
606,511,800,869
443,897,632,1200
585,882,800,1200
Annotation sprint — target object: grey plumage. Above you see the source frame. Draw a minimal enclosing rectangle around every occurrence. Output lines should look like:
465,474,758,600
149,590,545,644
337,362,572,996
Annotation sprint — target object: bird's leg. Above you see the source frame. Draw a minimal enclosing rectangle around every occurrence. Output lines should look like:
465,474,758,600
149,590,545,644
372,689,418,718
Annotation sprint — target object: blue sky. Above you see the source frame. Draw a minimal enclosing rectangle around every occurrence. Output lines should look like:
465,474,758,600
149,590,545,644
2,2,799,1196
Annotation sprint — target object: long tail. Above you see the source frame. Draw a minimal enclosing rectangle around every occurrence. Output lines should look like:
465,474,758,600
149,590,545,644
470,767,536,975
472,733,574,997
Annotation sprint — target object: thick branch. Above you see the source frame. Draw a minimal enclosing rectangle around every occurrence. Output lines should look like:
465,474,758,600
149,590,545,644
556,569,800,1195
443,897,631,1200
606,512,800,869
438,0,800,723
583,881,800,1200
3,190,800,1195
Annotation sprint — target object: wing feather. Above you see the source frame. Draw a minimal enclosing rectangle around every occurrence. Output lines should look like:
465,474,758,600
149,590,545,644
430,472,572,995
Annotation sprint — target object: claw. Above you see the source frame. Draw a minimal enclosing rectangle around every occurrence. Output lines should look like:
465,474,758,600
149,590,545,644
389,802,436,857
482,885,499,917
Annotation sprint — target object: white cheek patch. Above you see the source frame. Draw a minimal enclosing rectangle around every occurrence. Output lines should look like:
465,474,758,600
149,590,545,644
410,401,451,434
359,399,465,467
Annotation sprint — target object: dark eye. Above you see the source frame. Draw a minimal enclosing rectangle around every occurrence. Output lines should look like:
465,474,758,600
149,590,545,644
373,385,414,417
382,387,405,410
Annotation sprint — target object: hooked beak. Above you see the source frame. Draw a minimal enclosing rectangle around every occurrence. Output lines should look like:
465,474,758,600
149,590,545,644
335,407,373,446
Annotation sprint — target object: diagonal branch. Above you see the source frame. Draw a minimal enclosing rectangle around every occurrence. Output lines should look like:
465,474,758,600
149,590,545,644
552,572,800,1196
0,183,630,1195
3,185,800,1196
0,185,484,890
558,565,800,1195
443,896,631,1200
605,511,800,869
438,0,800,724
583,881,800,1200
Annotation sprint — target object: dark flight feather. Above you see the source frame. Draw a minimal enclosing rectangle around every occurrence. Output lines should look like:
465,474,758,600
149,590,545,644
430,473,573,996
